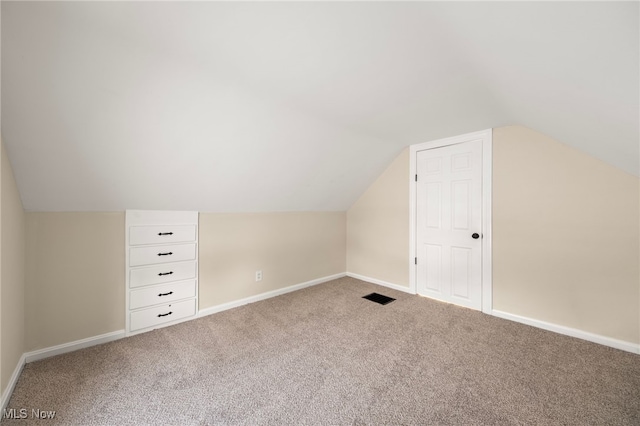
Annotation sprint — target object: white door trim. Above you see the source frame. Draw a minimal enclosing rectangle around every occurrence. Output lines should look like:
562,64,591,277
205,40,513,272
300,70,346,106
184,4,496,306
409,129,493,313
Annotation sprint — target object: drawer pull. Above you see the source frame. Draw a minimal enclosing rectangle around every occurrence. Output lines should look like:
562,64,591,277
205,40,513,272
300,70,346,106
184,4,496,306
158,271,173,276
157,311,173,317
158,291,174,297
158,232,174,236
157,252,173,256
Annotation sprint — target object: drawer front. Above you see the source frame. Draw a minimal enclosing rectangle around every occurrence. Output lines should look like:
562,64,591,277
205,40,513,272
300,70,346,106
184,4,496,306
129,225,196,246
130,299,196,331
129,243,196,267
129,261,196,288
130,280,196,310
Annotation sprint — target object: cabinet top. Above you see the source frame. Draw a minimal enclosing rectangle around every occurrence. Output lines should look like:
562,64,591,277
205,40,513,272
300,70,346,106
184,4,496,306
126,210,199,226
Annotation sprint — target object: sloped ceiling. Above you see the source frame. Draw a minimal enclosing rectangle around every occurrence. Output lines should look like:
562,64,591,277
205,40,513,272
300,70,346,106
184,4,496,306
2,1,638,212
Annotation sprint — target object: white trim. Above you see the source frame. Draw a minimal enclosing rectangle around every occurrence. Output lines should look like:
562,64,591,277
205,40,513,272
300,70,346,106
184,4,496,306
409,129,493,311
1,354,26,412
409,139,418,294
481,129,493,314
24,330,126,363
346,272,413,294
492,310,640,355
198,273,346,318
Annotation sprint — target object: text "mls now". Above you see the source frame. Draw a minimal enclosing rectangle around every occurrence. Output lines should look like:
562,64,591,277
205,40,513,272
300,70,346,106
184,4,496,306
3,408,56,419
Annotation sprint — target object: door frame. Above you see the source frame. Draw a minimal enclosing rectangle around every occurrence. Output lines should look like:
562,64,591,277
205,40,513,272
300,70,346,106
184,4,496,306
409,129,493,313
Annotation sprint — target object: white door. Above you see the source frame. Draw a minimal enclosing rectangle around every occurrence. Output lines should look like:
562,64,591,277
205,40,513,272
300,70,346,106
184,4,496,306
416,140,483,310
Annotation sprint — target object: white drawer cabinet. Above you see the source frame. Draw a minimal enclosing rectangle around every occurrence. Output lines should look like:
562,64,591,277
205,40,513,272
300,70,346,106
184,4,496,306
126,210,198,336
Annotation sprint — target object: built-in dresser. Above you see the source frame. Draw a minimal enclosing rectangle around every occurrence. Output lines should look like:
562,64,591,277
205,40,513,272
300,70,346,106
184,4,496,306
125,210,199,336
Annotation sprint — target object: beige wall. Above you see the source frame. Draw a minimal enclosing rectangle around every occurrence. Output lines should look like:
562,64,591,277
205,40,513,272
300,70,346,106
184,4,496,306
199,212,346,308
25,213,125,351
1,142,26,394
347,148,409,288
493,126,639,344
23,211,346,351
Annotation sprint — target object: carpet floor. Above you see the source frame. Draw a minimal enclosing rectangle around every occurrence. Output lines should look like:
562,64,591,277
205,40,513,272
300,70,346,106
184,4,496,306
4,277,640,425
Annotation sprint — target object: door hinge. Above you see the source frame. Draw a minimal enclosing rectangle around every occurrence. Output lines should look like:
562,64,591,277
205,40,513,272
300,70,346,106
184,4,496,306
415,174,418,182
414,257,417,265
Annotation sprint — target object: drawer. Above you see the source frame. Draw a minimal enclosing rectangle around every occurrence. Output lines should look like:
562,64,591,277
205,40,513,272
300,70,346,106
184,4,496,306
130,279,196,310
129,243,196,267
129,225,196,246
129,261,196,288
130,298,196,332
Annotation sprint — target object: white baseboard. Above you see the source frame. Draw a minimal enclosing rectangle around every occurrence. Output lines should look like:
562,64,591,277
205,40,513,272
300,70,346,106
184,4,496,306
24,330,126,364
491,310,640,355
198,273,347,318
1,353,26,412
346,272,414,294
22,273,348,367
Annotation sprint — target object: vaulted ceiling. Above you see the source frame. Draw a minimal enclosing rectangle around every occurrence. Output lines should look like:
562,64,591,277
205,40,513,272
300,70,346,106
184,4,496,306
2,2,638,212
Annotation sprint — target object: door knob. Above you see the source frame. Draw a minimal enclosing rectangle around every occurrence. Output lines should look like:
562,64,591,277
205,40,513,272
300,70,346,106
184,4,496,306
472,233,480,239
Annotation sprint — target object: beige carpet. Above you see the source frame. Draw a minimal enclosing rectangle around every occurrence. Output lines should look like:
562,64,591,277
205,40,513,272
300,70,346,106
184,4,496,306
4,277,640,425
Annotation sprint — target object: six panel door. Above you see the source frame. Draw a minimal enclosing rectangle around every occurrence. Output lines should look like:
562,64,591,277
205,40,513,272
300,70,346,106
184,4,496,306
416,140,483,310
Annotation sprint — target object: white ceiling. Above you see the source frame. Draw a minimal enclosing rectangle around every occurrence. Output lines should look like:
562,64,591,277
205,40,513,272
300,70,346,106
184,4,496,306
2,1,638,212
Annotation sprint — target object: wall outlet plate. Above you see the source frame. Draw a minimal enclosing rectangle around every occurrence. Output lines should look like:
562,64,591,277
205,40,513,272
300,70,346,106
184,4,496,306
255,270,263,281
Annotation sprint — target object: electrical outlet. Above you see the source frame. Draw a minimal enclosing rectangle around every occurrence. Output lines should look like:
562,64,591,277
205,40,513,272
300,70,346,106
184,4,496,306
255,270,263,282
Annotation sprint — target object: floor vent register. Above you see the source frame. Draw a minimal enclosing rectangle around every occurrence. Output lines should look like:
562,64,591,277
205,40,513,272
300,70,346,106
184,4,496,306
362,292,396,305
